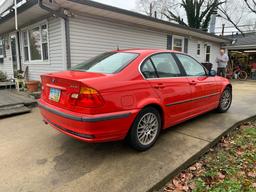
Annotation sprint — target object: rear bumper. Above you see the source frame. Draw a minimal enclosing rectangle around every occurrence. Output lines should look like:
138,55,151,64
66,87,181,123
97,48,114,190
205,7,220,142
38,99,139,142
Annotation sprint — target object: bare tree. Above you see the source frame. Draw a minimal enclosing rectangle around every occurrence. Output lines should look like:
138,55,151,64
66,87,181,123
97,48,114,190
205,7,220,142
136,0,176,19
218,0,245,35
136,0,254,35
244,0,256,14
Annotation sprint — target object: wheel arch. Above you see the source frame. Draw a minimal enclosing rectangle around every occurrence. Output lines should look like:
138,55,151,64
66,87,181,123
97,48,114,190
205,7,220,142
224,83,232,93
139,103,165,129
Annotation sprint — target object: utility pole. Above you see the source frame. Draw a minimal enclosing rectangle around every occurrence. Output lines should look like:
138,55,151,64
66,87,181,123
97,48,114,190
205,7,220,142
221,24,225,36
149,3,153,17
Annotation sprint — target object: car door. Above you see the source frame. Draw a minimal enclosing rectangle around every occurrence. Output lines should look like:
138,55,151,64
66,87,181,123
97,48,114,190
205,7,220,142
174,53,220,114
140,52,192,126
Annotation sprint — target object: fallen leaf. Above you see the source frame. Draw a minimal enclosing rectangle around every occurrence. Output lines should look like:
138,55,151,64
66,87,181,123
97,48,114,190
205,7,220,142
189,182,196,190
189,166,197,171
248,172,256,178
173,179,183,190
217,172,225,180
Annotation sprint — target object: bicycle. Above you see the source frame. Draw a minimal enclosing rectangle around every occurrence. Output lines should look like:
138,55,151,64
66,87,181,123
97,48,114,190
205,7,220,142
226,66,248,81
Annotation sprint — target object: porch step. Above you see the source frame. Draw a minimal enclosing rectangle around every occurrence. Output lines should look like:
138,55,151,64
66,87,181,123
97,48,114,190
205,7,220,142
0,104,31,118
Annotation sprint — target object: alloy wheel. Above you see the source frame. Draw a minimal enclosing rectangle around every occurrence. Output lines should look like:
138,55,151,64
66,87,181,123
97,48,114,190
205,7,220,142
137,112,159,145
220,89,232,111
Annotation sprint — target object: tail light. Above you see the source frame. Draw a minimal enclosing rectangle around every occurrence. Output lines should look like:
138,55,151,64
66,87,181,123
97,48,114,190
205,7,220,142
69,87,104,108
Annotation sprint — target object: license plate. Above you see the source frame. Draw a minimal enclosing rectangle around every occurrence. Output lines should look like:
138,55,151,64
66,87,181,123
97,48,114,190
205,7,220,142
49,88,61,102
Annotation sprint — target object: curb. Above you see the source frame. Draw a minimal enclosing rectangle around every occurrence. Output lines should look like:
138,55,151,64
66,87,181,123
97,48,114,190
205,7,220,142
149,115,256,192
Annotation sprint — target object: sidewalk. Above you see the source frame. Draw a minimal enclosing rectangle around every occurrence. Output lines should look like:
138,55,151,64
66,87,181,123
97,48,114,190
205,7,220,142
0,81,255,192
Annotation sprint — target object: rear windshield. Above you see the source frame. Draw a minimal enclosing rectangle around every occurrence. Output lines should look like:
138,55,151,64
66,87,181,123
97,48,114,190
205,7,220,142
71,52,139,74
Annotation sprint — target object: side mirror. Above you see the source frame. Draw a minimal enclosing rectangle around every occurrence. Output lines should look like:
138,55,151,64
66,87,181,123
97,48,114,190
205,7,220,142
209,70,217,77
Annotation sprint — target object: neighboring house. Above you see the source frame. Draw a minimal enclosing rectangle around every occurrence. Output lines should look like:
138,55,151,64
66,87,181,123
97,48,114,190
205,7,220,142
0,0,230,80
225,32,256,51
224,32,256,71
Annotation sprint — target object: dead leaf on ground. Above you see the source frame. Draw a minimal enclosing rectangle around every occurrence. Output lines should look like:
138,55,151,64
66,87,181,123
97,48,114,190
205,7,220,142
248,172,256,178
217,172,226,180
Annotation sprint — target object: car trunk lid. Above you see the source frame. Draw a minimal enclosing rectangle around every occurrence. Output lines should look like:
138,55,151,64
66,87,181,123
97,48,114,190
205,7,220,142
41,71,106,110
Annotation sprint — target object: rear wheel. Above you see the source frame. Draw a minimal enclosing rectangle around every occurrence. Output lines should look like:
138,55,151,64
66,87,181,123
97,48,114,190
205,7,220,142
127,107,161,151
238,71,248,80
217,87,232,113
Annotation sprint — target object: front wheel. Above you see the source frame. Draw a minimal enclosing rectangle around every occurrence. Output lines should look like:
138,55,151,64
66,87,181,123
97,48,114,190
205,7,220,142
127,107,161,151
217,87,232,113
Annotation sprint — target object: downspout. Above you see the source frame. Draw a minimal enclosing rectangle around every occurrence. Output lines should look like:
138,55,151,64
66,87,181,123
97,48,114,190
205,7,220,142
38,0,71,69
16,31,22,71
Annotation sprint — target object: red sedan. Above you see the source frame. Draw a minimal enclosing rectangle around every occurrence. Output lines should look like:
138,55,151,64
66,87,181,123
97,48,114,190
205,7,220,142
38,49,232,150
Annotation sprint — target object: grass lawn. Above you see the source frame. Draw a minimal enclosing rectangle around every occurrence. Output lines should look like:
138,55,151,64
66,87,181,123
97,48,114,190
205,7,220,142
164,119,256,192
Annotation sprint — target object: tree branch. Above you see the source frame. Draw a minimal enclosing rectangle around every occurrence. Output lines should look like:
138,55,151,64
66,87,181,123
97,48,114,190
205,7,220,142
218,8,245,36
244,0,256,14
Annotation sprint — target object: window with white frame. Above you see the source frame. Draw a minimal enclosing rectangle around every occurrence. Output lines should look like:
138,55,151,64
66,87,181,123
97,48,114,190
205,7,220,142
173,36,184,52
0,38,4,58
0,38,3,64
22,23,49,62
22,32,29,61
197,43,201,56
206,45,211,62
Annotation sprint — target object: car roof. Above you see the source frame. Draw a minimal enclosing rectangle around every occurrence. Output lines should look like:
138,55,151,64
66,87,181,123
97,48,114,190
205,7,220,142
113,49,181,54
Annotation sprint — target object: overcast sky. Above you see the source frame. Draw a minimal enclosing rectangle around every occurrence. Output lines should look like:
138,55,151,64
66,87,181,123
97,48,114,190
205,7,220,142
0,0,255,35
93,0,136,10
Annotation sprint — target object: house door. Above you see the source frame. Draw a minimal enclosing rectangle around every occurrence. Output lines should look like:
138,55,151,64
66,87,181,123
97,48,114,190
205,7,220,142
10,34,19,77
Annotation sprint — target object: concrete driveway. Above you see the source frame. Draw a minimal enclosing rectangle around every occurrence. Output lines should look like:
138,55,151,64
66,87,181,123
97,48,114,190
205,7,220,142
0,81,255,192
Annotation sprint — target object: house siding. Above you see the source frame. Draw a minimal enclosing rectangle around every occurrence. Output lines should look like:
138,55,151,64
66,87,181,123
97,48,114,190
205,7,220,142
188,38,220,70
21,17,66,80
69,14,167,66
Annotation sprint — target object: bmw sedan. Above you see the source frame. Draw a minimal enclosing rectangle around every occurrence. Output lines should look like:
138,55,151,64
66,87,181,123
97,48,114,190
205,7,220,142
38,49,232,151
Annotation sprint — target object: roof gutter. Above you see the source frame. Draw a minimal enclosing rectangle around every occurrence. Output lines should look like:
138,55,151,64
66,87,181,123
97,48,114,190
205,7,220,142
38,0,71,69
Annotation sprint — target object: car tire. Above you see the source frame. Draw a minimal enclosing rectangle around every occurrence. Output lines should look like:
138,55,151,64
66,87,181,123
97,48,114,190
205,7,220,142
127,107,161,151
217,87,232,113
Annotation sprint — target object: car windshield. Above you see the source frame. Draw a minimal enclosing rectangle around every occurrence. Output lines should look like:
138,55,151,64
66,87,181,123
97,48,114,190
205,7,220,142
71,52,139,74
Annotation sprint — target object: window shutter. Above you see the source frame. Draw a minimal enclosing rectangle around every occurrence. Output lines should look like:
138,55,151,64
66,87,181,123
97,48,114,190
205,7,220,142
184,38,188,53
167,35,172,50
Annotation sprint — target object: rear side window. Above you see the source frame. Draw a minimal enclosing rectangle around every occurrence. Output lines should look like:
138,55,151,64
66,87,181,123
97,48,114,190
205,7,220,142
71,52,139,74
141,59,158,78
176,54,206,76
151,53,181,78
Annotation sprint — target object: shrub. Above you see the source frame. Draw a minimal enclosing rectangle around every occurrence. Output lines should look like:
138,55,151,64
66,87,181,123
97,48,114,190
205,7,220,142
0,70,7,82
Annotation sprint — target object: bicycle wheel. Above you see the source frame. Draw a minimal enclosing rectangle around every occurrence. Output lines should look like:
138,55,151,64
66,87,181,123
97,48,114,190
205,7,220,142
238,71,248,80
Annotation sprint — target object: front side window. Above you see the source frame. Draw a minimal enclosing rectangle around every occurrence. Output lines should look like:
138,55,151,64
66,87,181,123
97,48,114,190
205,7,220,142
72,52,139,74
22,23,49,62
176,54,206,76
150,53,181,78
173,37,183,52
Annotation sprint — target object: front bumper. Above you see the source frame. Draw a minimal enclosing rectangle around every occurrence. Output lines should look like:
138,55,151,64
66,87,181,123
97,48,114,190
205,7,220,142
38,99,139,142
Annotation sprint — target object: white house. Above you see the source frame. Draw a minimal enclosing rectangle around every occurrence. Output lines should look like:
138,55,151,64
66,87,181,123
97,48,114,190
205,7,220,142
0,0,230,80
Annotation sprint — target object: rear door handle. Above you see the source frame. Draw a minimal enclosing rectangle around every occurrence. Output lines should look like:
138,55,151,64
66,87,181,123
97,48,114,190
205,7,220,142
153,83,165,89
189,80,197,85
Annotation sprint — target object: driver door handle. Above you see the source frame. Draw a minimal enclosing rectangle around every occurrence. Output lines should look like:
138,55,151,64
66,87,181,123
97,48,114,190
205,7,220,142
189,80,197,85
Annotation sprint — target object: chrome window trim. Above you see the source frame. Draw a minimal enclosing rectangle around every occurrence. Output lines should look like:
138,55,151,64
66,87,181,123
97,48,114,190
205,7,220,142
138,51,209,81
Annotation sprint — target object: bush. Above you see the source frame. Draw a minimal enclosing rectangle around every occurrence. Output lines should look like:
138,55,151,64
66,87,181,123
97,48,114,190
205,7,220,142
0,70,7,82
